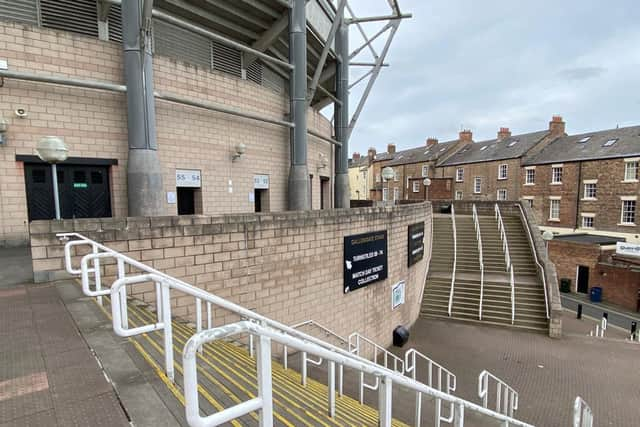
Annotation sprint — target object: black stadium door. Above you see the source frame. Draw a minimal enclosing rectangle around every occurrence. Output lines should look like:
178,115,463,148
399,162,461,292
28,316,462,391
25,164,112,221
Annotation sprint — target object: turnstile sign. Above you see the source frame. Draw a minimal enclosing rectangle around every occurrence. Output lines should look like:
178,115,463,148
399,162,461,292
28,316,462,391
343,230,388,293
407,222,425,267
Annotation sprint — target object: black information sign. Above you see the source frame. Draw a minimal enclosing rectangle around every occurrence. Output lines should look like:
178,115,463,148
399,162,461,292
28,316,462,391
343,230,388,293
407,222,425,267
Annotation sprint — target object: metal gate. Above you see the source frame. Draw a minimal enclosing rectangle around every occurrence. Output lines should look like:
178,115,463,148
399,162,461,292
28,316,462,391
24,164,112,221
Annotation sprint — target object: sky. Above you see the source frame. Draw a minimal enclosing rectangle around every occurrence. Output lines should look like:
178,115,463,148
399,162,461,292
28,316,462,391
341,0,640,155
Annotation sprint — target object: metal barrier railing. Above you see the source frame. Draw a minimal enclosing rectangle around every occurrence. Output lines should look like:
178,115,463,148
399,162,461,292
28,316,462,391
448,204,457,317
573,396,593,427
478,370,519,418
472,204,485,320
348,332,405,404
494,205,516,324
60,232,534,427
405,349,456,427
516,203,550,319
589,317,607,338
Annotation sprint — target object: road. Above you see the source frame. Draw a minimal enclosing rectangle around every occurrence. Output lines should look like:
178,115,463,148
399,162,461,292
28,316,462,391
562,294,639,333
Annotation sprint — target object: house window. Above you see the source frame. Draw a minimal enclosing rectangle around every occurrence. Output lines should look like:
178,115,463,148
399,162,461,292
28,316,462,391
581,216,594,229
551,166,563,184
621,200,636,225
549,199,560,220
412,181,420,193
456,168,464,182
421,165,429,177
474,177,482,194
583,183,597,199
498,164,508,180
455,191,463,200
624,161,639,182
525,168,535,185
393,169,399,182
382,188,388,201
393,187,399,201
524,198,534,208
497,189,507,201
376,174,381,183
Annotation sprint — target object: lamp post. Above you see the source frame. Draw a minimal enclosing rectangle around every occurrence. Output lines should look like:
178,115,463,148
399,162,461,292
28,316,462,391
423,177,432,201
381,166,395,205
36,136,68,220
542,230,554,251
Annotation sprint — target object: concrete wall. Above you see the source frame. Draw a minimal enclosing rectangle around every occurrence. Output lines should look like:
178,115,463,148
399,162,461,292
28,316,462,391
0,22,335,246
29,204,432,348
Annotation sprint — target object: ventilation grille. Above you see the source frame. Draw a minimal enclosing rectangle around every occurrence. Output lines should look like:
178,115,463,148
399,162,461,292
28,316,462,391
246,60,263,85
212,41,241,78
154,18,211,69
0,0,38,25
262,65,285,94
40,0,98,37
107,4,122,43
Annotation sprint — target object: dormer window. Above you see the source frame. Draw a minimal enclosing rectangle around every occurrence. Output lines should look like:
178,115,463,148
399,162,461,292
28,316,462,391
508,140,519,147
480,146,488,151
603,138,618,147
578,136,591,143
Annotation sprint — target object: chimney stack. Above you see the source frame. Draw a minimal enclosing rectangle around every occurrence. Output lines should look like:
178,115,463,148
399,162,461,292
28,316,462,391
426,137,439,147
459,129,473,144
367,147,377,160
387,143,396,155
549,115,565,137
352,152,360,161
497,127,511,140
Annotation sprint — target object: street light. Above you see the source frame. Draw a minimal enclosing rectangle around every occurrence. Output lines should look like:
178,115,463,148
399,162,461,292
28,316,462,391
36,136,68,220
423,177,432,201
542,230,554,251
381,166,395,204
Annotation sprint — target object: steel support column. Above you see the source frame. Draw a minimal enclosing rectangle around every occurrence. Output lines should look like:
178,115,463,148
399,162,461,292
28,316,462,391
121,0,164,216
287,0,310,210
333,18,350,209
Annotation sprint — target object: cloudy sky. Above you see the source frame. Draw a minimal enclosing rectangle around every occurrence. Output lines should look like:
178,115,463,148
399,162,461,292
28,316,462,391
342,0,640,155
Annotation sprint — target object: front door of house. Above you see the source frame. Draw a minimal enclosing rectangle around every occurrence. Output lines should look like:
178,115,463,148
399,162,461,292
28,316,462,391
577,266,589,294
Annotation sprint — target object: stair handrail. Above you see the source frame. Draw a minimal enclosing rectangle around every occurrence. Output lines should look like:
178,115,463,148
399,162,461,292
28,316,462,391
516,204,550,319
573,396,593,427
472,204,485,320
348,332,405,404
494,204,511,270
405,349,457,427
510,265,515,324
61,232,534,427
478,370,519,418
283,320,348,395
448,204,457,316
183,320,534,427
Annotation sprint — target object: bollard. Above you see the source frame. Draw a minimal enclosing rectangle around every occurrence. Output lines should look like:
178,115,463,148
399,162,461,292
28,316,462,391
632,321,637,336
603,312,608,320
577,304,582,319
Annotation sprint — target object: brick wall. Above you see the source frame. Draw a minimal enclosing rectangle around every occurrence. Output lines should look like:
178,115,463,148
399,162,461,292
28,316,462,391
437,158,523,202
0,22,334,246
593,255,640,312
548,240,600,292
29,204,432,348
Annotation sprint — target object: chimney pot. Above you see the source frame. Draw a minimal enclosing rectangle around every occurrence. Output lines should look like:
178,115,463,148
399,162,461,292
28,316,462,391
367,147,377,159
549,115,566,137
426,137,439,147
387,143,396,155
497,127,512,140
459,129,473,144
352,152,360,160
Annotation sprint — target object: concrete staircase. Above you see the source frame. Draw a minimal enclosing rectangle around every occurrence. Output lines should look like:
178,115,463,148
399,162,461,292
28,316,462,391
422,213,548,332
100,296,410,427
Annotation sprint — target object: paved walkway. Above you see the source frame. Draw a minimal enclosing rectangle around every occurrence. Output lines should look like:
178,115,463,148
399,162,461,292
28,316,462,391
0,247,33,288
399,315,640,426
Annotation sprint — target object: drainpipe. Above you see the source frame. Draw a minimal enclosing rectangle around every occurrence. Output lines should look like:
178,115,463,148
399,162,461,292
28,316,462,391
287,0,311,210
334,17,350,208
121,0,164,216
575,161,583,231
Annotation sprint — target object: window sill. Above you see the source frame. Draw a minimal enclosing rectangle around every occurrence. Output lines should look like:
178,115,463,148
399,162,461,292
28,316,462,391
550,182,563,186
548,218,561,222
456,180,464,183
618,223,637,227
581,198,597,202
524,183,535,186
621,179,639,184
497,177,508,181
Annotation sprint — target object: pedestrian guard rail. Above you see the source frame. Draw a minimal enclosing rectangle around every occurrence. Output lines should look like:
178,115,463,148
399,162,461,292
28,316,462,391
573,396,593,427
472,204,485,320
478,370,519,418
59,232,534,427
448,204,457,317
494,204,516,324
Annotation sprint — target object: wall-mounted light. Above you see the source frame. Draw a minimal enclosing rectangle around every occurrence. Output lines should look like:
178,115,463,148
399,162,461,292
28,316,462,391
0,117,7,145
232,143,246,161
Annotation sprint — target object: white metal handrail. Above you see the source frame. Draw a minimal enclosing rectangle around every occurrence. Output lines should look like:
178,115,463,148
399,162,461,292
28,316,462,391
448,204,457,317
472,204,485,320
478,370,519,418
405,349,456,427
348,332,405,404
61,232,534,427
494,204,511,271
510,265,515,325
283,320,348,396
516,204,550,319
573,396,593,427
589,317,607,338
183,320,534,427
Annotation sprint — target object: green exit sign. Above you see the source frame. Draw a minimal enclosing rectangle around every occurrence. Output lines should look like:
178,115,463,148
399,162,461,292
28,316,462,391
73,183,88,189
